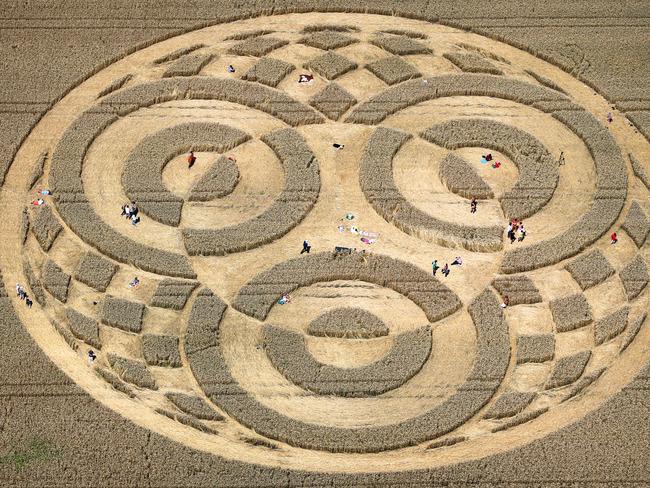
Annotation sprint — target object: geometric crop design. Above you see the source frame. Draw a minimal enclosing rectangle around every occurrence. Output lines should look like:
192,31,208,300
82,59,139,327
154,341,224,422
5,12,648,473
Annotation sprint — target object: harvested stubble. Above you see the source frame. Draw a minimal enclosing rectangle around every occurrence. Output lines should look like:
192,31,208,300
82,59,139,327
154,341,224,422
150,279,198,310
228,36,289,57
41,259,71,303
549,293,592,332
516,334,554,364
153,44,205,64
224,30,273,41
20,207,29,245
308,83,357,120
107,353,157,390
299,30,357,50
594,306,629,346
162,53,215,77
27,151,47,189
492,275,542,305
23,260,45,306
620,312,646,352
74,251,118,292
186,286,506,452
438,153,493,200
65,308,101,349
491,407,549,432
346,73,570,125
443,52,503,75
165,392,224,421
619,254,649,300
264,324,431,397
365,56,421,86
305,51,357,80
182,128,320,256
483,390,536,419
630,153,650,190
53,320,78,351
524,69,566,94
546,350,591,389
188,156,239,202
301,24,359,33
97,74,132,99
101,295,145,333
370,33,430,55
122,122,250,227
626,111,650,143
184,288,227,355
241,57,295,87
100,76,325,126
565,249,615,290
380,29,427,40
422,118,558,220
564,368,605,400
30,205,63,252
95,367,135,398
48,111,196,279
233,251,461,323
307,307,389,338
154,408,216,434
427,436,466,450
359,127,503,251
142,334,181,367
622,201,650,248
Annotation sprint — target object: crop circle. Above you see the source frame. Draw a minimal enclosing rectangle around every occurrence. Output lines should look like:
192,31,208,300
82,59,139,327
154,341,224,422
3,12,648,473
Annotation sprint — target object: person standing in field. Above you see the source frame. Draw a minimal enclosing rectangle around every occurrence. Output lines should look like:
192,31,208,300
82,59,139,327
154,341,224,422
611,232,618,244
301,240,311,254
441,263,450,277
507,222,517,244
470,197,477,213
432,260,440,276
188,151,197,169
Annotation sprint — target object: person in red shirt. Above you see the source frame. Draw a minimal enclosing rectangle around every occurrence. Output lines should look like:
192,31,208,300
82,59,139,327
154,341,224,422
611,232,618,244
188,151,196,169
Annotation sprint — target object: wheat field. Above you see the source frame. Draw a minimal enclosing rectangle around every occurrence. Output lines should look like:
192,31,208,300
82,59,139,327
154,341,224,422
0,2,649,486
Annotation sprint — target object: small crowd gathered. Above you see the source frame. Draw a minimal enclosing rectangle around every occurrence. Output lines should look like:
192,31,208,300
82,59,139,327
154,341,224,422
15,283,33,309
506,219,526,244
120,202,140,225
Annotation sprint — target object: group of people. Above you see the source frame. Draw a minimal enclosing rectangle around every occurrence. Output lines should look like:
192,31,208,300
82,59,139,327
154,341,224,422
432,257,462,278
479,153,502,169
120,202,140,225
15,283,33,308
31,189,51,206
507,220,526,244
